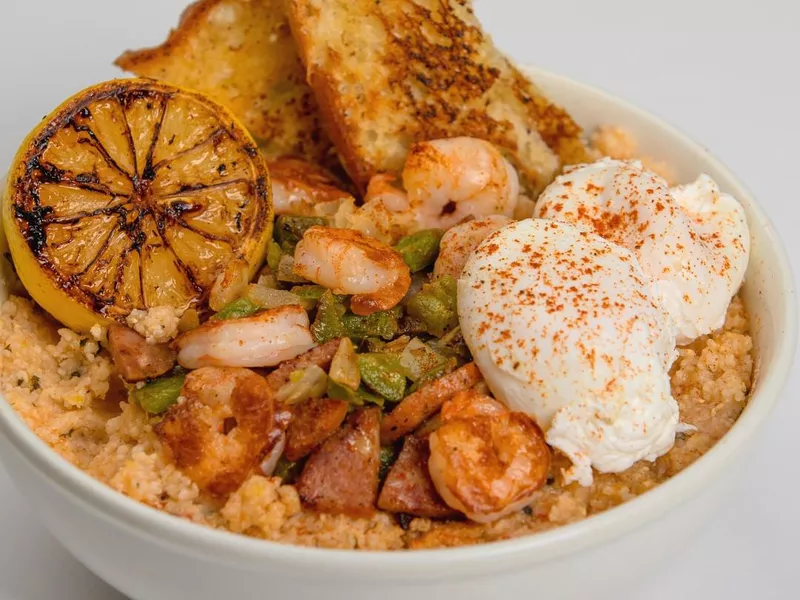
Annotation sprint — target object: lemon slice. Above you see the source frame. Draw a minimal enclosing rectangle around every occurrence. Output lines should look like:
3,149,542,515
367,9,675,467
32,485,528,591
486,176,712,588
3,79,272,333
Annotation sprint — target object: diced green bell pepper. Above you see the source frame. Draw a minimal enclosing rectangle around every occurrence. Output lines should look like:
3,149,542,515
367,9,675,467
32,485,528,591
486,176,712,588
274,216,326,250
213,297,260,320
405,275,458,336
290,284,327,309
393,229,443,272
357,353,408,403
326,379,385,408
131,374,186,414
311,291,403,343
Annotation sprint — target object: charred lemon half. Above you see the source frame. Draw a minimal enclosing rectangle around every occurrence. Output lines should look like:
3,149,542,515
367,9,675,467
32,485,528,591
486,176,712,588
2,78,272,333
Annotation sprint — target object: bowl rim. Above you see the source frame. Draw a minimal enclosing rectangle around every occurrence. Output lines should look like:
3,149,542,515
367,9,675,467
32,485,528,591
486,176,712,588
0,66,796,578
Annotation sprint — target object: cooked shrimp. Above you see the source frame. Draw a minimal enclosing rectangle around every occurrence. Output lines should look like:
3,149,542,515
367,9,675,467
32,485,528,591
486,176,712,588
439,389,508,421
341,138,520,243
268,157,353,216
155,367,274,496
403,137,520,229
332,176,414,244
175,305,315,369
363,174,410,212
432,215,513,279
428,393,550,523
293,226,411,315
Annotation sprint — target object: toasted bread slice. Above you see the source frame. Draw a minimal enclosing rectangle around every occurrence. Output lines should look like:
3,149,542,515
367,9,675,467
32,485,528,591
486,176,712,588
116,0,330,161
288,0,589,194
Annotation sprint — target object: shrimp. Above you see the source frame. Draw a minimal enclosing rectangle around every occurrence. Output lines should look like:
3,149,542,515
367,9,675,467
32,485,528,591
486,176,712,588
428,392,550,523
338,138,521,243
268,157,353,216
331,175,414,244
175,305,315,369
155,367,275,496
403,137,520,230
363,174,410,212
439,389,508,421
293,225,411,315
432,215,513,279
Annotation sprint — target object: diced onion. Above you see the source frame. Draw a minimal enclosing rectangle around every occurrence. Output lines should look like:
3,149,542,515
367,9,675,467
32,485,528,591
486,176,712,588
209,259,249,311
245,284,304,309
260,434,286,476
277,255,308,283
257,271,279,289
276,364,328,404
399,337,446,381
329,338,360,390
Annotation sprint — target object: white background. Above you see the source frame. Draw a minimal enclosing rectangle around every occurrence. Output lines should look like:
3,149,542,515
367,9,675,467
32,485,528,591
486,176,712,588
0,1,798,598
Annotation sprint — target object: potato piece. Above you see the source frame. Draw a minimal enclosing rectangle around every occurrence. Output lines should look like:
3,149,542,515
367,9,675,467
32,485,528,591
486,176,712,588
285,397,348,461
377,436,456,518
296,407,380,517
115,0,330,161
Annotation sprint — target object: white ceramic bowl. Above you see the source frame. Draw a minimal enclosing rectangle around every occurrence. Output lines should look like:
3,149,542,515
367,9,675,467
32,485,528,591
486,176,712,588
0,67,796,600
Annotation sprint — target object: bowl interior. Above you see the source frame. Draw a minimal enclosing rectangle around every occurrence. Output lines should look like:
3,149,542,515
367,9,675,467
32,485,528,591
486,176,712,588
0,67,795,575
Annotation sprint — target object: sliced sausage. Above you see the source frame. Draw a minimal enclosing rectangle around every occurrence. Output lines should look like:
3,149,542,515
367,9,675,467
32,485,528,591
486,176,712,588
107,324,176,382
380,362,481,444
285,397,349,461
296,407,380,518
265,338,341,390
377,436,457,518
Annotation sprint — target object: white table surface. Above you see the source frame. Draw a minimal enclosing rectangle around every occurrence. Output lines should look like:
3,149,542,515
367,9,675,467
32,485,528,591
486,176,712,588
0,1,798,598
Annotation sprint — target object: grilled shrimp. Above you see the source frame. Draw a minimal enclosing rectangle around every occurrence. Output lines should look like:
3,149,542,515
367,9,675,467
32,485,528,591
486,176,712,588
439,389,508,421
293,225,411,315
428,392,550,523
175,305,315,369
363,174,411,212
331,175,414,244
403,137,520,229
345,137,520,242
268,157,353,216
432,215,513,279
155,367,275,496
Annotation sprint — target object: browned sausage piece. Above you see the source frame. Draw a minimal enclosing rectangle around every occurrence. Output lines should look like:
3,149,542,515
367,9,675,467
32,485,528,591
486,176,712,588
377,436,457,518
264,338,341,390
380,363,481,445
107,324,176,382
285,397,349,461
296,407,380,518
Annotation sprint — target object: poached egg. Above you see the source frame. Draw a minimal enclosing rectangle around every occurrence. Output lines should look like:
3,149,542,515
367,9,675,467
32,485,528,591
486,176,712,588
458,219,679,486
534,159,749,344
